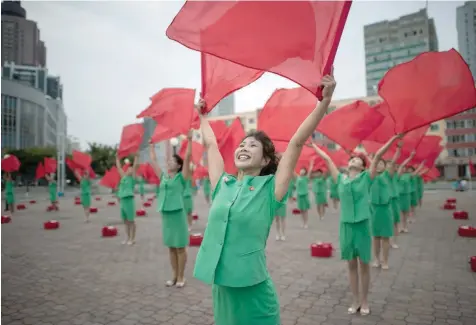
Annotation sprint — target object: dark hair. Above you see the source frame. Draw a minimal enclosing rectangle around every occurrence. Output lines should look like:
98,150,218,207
173,154,184,173
407,166,415,172
349,153,367,169
242,130,278,176
316,169,323,173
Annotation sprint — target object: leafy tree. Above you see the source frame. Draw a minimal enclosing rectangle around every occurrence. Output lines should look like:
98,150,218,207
87,142,117,175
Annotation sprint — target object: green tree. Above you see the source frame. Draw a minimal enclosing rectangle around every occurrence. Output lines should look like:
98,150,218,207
87,142,117,175
5,147,56,181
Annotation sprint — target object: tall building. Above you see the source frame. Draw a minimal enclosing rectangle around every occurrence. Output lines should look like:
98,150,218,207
364,8,438,96
457,1,476,78
1,1,46,67
137,117,167,170
208,93,235,117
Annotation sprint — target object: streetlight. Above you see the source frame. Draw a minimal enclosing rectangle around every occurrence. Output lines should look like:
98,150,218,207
170,137,179,155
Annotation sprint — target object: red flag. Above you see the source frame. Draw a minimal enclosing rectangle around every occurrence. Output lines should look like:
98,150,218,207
143,163,160,185
35,162,45,180
66,158,82,181
193,165,209,179
423,167,440,182
423,145,443,169
118,123,144,158
44,157,57,174
209,120,229,139
469,158,476,176
200,53,263,113
178,139,204,166
87,166,97,179
258,87,316,142
378,49,476,133
1,154,21,172
361,140,394,161
365,102,396,143
317,101,385,151
219,117,246,174
72,150,92,170
329,149,351,168
167,1,352,100
99,167,121,189
414,136,442,164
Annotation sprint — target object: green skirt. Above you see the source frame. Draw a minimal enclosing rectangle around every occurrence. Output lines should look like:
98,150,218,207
212,278,280,325
6,193,15,204
161,209,189,248
410,191,418,207
275,204,286,218
371,204,394,238
120,196,135,222
329,186,339,199
399,193,410,213
391,197,400,224
339,219,371,264
314,192,327,205
183,195,194,214
296,194,310,211
139,186,145,196
81,193,91,208
49,190,57,203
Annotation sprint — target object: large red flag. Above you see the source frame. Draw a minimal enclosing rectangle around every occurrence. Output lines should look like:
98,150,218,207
143,163,160,185
469,158,476,177
378,49,476,133
209,120,229,140
193,165,209,179
118,123,144,158
1,154,21,172
423,167,440,182
258,87,316,142
178,139,204,166
329,148,352,168
413,136,442,164
201,53,263,114
365,102,395,143
423,145,443,169
167,1,352,99
72,150,92,170
35,162,45,180
219,117,246,174
99,167,121,189
44,157,57,174
317,101,385,151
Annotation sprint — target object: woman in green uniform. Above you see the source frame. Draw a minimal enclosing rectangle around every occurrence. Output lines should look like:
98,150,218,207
183,177,194,231
328,175,339,209
193,74,336,325
76,169,92,223
416,174,424,207
202,176,211,204
295,161,312,228
396,152,416,233
149,136,193,288
4,172,15,216
116,154,139,245
311,169,328,220
288,176,296,202
274,153,290,241
311,134,401,316
45,173,58,211
387,144,403,249
137,176,146,204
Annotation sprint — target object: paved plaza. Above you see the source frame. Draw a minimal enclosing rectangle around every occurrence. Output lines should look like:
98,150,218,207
2,190,476,325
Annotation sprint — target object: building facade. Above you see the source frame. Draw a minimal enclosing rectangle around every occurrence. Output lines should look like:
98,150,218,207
1,78,66,149
457,1,476,79
1,1,46,67
138,117,167,170
364,8,438,96
207,93,235,117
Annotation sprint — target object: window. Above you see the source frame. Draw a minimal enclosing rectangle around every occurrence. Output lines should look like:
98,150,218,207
327,143,336,150
430,123,439,131
248,118,255,124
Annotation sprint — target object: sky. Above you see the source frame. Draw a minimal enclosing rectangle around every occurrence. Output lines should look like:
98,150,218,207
21,0,464,149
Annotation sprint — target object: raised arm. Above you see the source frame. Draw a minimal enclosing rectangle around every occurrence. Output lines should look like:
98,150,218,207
148,143,162,177
74,170,82,181
413,161,425,175
369,134,402,179
197,100,224,190
275,74,336,201
116,155,125,178
397,151,415,175
387,140,403,176
132,153,139,177
181,131,193,180
307,159,314,178
310,142,339,182
45,173,51,182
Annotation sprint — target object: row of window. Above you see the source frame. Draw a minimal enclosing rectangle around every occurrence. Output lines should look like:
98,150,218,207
447,148,475,158
446,119,476,129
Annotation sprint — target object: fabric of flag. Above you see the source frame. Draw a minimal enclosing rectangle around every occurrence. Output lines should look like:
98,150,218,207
1,154,21,172
200,53,263,114
143,163,160,185
413,135,442,164
317,100,384,151
423,145,443,169
117,123,145,158
166,0,352,99
100,167,121,189
219,117,246,174
469,158,476,176
35,162,45,180
44,157,57,174
364,101,396,143
72,150,92,170
178,139,204,166
378,48,476,133
210,119,230,140
193,165,209,179
329,148,351,167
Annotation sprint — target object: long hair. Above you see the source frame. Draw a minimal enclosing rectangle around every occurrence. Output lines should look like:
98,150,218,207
173,154,184,173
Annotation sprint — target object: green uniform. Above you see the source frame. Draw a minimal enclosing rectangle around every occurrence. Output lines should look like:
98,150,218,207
194,173,284,325
398,173,411,213
138,178,145,196
5,180,15,205
370,171,394,238
390,174,401,224
337,171,372,264
409,175,418,207
288,178,295,201
295,176,310,211
183,179,194,214
276,182,292,218
312,176,328,205
80,178,91,208
328,176,339,200
49,181,57,203
202,178,211,199
157,172,188,248
118,176,136,221
155,184,160,198
416,175,424,201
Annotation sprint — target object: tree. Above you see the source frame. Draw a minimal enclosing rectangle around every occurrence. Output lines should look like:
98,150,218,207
87,142,117,175
4,147,56,181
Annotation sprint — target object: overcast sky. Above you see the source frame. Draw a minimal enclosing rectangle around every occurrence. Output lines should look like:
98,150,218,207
22,0,464,148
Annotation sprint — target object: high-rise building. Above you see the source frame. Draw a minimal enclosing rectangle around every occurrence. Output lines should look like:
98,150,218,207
1,1,47,67
364,8,438,96
208,93,235,117
457,1,476,79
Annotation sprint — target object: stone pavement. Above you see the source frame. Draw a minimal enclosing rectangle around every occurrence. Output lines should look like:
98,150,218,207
2,191,476,325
